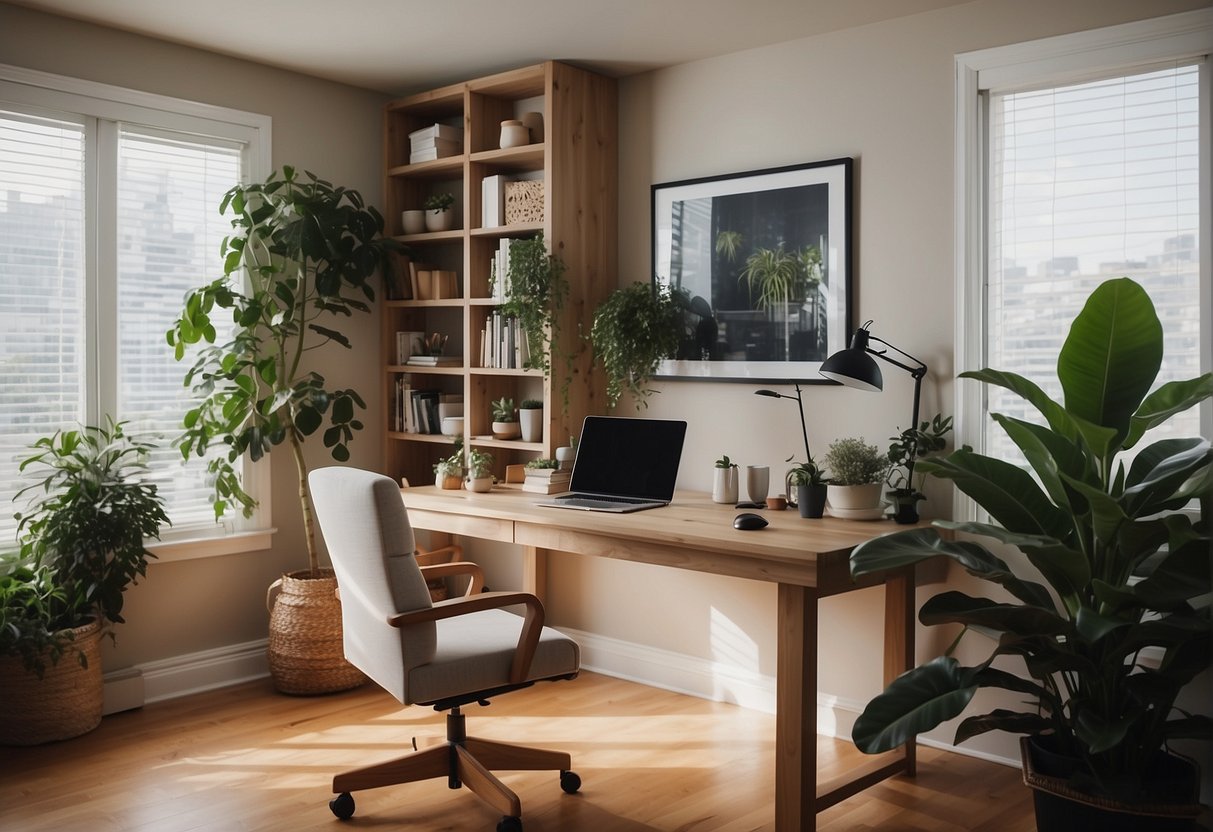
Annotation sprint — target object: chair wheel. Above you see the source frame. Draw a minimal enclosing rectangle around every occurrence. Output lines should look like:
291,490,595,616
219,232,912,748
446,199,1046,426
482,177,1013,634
330,792,355,820
560,770,582,794
497,815,522,832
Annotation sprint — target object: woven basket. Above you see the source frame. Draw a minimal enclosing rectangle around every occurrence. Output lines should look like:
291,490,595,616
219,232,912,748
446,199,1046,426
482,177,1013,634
267,569,366,696
0,618,103,745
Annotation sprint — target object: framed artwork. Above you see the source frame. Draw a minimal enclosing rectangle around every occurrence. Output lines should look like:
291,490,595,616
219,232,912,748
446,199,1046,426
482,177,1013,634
651,157,853,382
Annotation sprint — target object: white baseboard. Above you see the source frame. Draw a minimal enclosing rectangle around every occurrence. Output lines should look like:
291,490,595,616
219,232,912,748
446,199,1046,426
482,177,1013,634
560,626,1019,769
103,627,1019,770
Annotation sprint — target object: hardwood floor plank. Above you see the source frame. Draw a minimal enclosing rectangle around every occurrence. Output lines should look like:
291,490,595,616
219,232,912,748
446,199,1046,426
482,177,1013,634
1,671,1034,831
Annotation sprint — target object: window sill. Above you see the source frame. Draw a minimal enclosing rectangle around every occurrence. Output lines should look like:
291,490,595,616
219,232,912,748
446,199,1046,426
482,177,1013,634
146,528,276,563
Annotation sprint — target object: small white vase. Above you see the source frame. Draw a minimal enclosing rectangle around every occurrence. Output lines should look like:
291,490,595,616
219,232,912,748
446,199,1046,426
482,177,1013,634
425,208,453,232
519,408,543,443
555,445,576,471
402,209,425,235
712,467,738,504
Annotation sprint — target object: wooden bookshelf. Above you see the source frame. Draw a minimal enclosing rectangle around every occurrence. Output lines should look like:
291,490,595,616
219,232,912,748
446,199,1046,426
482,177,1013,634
382,61,618,486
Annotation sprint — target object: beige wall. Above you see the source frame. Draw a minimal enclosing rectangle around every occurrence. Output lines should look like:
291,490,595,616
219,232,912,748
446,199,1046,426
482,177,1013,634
0,3,388,667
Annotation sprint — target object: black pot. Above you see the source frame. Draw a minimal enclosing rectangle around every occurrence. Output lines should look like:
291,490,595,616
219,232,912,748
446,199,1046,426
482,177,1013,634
796,483,827,519
888,491,923,524
1021,736,1201,832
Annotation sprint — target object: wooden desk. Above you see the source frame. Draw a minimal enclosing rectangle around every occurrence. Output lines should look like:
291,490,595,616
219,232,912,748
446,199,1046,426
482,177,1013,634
399,485,918,831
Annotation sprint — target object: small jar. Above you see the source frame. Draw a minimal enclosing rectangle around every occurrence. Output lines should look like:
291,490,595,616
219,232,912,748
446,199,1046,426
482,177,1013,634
499,119,529,149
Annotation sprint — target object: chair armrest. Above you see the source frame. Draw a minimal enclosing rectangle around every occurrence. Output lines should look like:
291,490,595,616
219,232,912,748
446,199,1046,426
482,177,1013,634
387,591,544,684
418,561,484,596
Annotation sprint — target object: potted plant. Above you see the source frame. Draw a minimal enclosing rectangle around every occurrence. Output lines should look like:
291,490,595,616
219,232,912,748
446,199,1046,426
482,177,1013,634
519,399,544,443
884,413,953,524
501,233,569,387
1,420,168,744
423,191,455,232
555,435,578,471
713,455,739,504
822,437,889,513
491,397,521,440
589,282,684,409
434,435,465,490
465,447,495,493
166,166,395,695
786,458,828,519
847,278,1211,830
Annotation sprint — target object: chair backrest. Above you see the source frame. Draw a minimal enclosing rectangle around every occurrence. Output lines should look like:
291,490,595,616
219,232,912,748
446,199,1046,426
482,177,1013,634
309,466,436,702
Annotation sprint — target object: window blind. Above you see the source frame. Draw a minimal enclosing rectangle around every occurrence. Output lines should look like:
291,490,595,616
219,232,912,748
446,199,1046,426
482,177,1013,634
0,110,87,543
985,63,1202,462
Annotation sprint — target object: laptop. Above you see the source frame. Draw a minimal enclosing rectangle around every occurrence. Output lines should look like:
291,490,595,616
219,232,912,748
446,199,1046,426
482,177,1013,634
537,416,687,513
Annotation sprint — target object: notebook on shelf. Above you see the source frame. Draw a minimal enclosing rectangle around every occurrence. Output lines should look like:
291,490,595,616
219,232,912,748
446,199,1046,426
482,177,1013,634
536,416,687,513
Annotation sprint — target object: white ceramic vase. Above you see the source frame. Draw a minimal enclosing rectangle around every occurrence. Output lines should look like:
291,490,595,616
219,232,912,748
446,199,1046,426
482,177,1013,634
826,483,883,511
519,408,543,443
402,209,425,235
712,466,738,504
425,208,453,232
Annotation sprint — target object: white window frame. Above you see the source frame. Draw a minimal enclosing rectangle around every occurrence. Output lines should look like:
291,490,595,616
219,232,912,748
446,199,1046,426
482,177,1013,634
0,63,275,561
953,9,1213,521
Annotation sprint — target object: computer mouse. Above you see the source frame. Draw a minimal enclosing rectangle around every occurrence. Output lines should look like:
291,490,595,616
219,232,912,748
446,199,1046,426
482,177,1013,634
733,512,769,531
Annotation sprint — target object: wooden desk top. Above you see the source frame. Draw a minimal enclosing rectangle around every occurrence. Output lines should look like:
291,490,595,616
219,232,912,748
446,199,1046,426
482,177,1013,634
400,485,919,594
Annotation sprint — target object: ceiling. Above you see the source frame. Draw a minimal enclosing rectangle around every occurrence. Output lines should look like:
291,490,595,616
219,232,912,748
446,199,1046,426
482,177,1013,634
8,0,975,94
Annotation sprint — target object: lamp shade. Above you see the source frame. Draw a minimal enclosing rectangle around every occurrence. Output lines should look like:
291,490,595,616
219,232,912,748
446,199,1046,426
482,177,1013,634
820,328,883,391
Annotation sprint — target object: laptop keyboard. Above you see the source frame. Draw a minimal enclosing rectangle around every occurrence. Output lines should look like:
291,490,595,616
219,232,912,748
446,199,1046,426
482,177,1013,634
558,494,653,509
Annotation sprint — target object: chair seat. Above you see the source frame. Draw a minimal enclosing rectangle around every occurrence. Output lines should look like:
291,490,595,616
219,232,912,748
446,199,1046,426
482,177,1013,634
406,609,579,705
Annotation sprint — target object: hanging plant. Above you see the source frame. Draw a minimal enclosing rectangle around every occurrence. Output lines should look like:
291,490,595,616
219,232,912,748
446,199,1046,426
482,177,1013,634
589,282,683,409
501,232,569,381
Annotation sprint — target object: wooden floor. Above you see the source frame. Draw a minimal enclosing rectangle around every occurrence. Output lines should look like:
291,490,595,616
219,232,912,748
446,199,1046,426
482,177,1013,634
1,671,1036,831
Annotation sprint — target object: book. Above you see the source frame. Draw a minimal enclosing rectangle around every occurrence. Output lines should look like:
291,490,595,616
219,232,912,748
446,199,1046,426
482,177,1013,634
524,468,570,481
482,174,507,228
395,331,425,365
407,355,462,367
408,123,463,143
522,478,572,495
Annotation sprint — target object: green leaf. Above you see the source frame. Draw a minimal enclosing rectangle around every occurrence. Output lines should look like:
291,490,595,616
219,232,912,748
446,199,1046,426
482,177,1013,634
933,520,1089,601
955,709,1054,744
1125,373,1213,449
1058,277,1162,443
294,406,322,436
919,591,1069,637
852,657,977,753
1122,438,1212,518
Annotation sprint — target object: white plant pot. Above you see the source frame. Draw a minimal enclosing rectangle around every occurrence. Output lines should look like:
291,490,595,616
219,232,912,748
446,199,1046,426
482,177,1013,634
826,483,883,511
425,208,453,232
466,476,493,493
519,408,543,443
555,445,576,471
712,467,738,504
491,420,521,440
402,209,425,235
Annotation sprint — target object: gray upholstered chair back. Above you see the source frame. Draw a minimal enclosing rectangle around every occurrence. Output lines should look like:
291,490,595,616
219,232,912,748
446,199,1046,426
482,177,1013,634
309,466,437,702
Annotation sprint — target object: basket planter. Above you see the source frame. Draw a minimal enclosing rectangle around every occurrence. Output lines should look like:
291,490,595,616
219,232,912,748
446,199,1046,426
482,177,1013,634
1020,736,1201,832
266,569,365,696
0,618,103,745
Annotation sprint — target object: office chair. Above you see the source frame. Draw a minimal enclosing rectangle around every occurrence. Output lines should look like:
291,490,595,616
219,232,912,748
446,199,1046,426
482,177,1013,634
308,466,581,832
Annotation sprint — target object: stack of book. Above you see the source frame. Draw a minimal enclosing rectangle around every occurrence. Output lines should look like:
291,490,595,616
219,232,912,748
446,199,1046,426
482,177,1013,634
406,354,461,368
522,466,571,495
408,123,463,164
391,381,463,434
479,311,530,369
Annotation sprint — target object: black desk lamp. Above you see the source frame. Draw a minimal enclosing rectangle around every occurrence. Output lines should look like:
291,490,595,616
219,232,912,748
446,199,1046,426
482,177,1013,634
755,384,812,507
820,321,928,484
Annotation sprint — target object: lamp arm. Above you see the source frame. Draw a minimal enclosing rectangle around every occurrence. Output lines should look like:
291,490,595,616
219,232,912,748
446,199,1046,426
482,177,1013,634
866,336,927,379
793,383,812,465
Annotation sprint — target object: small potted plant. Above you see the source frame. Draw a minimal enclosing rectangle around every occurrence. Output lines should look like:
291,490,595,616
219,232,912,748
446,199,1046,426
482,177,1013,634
822,437,889,514
433,436,465,490
555,434,578,471
519,399,544,443
712,455,738,504
423,192,455,232
589,282,683,409
490,397,520,440
464,447,495,493
884,413,953,524
786,457,828,519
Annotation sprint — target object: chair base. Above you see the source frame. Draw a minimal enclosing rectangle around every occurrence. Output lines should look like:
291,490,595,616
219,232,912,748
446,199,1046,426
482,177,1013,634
332,707,575,821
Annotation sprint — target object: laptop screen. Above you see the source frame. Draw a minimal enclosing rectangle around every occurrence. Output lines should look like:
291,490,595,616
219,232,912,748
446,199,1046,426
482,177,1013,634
568,416,687,501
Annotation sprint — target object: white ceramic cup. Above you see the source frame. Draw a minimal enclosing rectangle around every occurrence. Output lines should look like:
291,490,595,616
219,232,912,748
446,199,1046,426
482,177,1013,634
745,465,770,504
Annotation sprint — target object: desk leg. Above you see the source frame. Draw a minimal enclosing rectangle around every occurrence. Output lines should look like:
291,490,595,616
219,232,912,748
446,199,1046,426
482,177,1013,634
522,545,547,605
884,568,917,777
776,583,817,832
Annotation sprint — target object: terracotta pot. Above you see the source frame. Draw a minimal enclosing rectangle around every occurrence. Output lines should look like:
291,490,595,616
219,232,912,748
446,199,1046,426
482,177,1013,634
0,618,103,745
266,569,365,696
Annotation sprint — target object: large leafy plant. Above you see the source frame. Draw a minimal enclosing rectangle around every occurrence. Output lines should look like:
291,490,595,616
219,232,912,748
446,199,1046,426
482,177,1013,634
589,282,683,409
848,278,1211,802
7,421,168,675
166,167,394,574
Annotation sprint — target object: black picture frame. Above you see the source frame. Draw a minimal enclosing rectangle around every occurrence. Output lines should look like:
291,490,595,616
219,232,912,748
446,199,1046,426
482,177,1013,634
651,157,853,383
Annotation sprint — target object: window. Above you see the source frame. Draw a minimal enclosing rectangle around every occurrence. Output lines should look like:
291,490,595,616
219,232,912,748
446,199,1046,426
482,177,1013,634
955,11,1212,516
0,65,272,555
